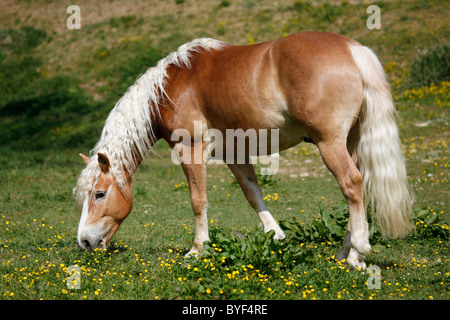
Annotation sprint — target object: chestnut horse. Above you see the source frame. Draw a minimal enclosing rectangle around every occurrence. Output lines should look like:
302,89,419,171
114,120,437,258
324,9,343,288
74,32,413,269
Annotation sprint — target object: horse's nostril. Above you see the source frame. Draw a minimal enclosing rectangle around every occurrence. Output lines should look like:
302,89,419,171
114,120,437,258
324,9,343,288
82,240,91,250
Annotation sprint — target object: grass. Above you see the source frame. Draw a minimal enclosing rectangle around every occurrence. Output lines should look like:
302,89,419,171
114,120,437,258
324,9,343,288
0,0,449,301
0,130,448,300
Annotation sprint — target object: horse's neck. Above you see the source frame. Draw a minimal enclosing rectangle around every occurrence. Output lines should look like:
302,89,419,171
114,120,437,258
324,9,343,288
98,38,226,175
94,87,161,179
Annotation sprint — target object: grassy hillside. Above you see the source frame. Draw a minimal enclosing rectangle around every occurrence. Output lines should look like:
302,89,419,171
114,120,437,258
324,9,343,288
0,0,448,149
0,0,449,300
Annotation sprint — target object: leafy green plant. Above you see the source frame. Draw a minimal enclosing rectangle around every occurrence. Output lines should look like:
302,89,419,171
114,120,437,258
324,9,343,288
411,207,450,240
198,203,449,275
280,203,347,243
200,227,316,273
254,163,279,187
195,203,351,274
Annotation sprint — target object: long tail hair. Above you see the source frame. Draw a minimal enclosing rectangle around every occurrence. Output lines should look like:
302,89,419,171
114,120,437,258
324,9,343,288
349,44,414,239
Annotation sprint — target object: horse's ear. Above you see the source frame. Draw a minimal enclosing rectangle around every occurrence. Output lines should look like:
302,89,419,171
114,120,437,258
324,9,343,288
97,152,110,173
79,153,90,165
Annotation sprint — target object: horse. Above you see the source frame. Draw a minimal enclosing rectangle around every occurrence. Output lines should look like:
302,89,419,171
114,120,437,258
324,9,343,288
74,31,414,270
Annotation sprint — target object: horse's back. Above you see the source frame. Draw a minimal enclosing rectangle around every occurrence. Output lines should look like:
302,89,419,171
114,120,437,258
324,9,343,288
269,32,364,141
164,32,364,147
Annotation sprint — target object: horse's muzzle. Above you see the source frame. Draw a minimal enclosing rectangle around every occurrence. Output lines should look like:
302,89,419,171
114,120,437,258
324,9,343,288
77,233,106,251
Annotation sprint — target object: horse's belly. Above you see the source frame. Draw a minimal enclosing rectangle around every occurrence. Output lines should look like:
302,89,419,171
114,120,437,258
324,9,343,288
221,105,308,156
269,110,307,152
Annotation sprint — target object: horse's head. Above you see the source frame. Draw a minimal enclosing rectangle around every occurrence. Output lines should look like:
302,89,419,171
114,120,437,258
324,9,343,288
76,152,133,251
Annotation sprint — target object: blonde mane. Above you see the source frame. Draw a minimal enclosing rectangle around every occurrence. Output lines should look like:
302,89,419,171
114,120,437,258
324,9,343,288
73,38,226,208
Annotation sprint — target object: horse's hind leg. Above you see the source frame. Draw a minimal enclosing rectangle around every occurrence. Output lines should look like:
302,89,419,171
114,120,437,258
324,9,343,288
227,162,286,240
317,138,370,270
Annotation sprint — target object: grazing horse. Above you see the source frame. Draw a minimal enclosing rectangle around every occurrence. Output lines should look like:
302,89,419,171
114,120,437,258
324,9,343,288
74,32,413,269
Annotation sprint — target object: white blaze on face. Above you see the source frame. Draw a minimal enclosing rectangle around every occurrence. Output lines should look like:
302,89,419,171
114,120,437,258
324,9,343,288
77,198,89,247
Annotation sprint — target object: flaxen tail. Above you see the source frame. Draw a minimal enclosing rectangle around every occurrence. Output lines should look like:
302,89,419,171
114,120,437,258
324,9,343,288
349,44,414,239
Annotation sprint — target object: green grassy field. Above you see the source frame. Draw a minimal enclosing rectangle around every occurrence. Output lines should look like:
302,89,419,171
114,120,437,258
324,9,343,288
0,0,449,300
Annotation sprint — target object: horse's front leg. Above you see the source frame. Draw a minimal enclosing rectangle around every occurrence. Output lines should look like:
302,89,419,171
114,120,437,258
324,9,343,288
180,160,209,257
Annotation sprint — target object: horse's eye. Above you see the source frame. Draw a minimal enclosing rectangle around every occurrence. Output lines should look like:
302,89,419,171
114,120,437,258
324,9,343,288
95,191,106,200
